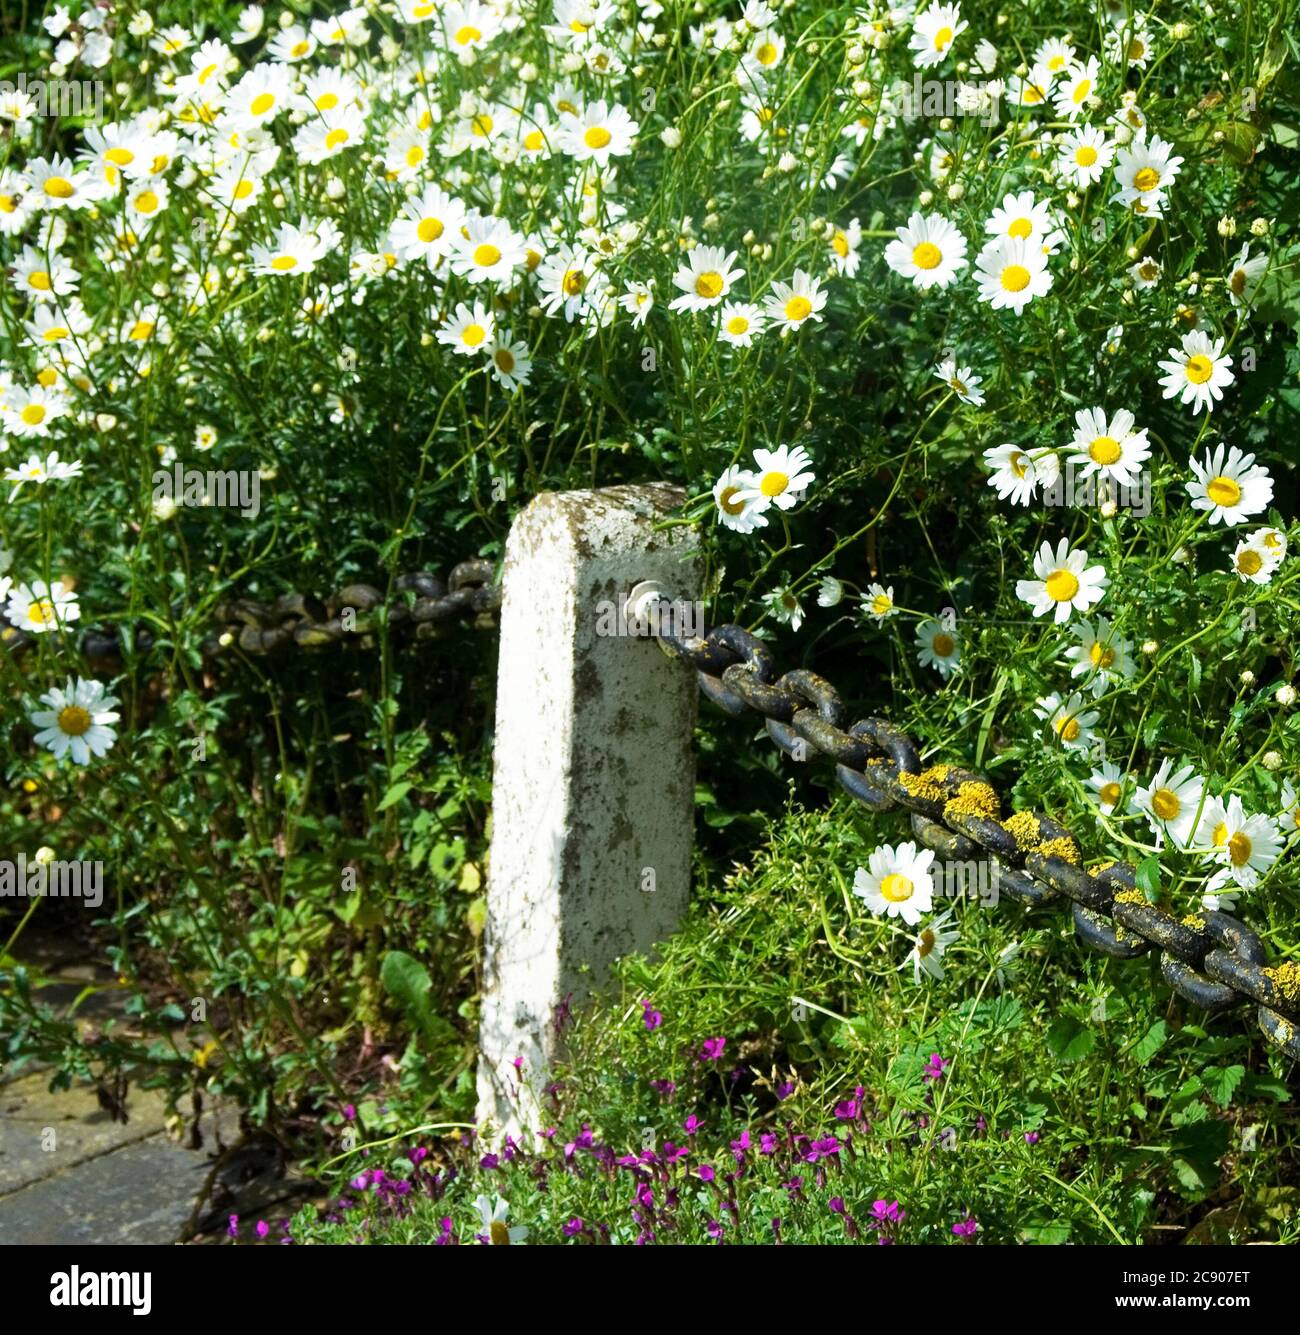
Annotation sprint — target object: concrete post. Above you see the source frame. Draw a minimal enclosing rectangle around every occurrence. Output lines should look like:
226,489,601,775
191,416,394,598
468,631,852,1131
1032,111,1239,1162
476,484,702,1136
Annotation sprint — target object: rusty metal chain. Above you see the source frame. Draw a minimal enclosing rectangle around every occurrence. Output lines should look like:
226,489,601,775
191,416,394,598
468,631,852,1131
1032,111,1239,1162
0,560,500,667
655,619,1300,1062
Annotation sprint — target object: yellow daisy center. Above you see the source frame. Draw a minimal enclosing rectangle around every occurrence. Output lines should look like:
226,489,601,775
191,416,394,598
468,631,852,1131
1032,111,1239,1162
563,269,585,296
324,128,349,150
832,232,849,257
584,126,612,149
44,177,75,198
1000,264,1031,292
1100,781,1121,806
1055,715,1081,742
1089,435,1121,465
1151,788,1181,821
1008,217,1033,240
58,705,92,736
931,632,955,656
473,243,502,267
270,255,298,271
523,129,544,151
1206,475,1241,506
911,241,941,270
29,270,51,290
1227,831,1252,866
760,471,789,497
880,872,914,902
461,323,486,347
417,216,444,243
27,599,57,625
489,1221,510,1245
726,316,749,335
718,485,745,516
933,25,953,49
233,179,256,200
1236,549,1262,576
494,347,515,373
1090,642,1115,668
105,147,134,166
871,595,892,616
1133,166,1160,192
21,403,47,425
456,25,482,44
695,270,724,299
1185,354,1214,385
1072,79,1092,104
757,41,778,64
1075,145,1098,166
250,92,274,116
917,928,937,957
135,189,159,213
1045,569,1079,602
785,295,812,322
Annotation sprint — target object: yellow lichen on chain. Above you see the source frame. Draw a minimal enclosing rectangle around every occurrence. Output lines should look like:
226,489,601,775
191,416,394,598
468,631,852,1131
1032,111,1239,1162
1001,810,1041,849
943,780,1000,822
1034,836,1081,865
1182,914,1207,931
1113,887,1148,906
898,770,944,804
1263,960,1300,1004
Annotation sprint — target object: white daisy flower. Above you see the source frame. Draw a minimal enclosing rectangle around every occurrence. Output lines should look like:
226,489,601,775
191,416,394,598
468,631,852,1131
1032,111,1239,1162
451,215,526,285
388,185,467,267
1056,125,1114,188
1127,255,1162,289
974,236,1052,314
984,190,1062,252
6,579,80,635
713,466,768,533
1066,617,1135,696
817,577,844,608
1157,332,1235,415
2,384,69,437
1112,133,1184,209
909,2,967,69
436,300,495,356
827,218,862,276
1033,37,1076,78
1007,66,1053,108
23,155,112,211
474,1195,528,1245
619,279,655,327
488,333,533,391
1231,538,1278,585
1278,779,1300,833
718,301,765,347
933,358,985,406
763,587,805,632
915,618,960,677
1186,443,1272,526
863,584,897,623
1196,794,1282,889
29,677,120,765
1066,407,1151,485
763,269,826,335
1225,244,1268,309
4,450,83,499
1015,538,1108,624
249,218,335,277
982,444,1059,506
738,444,815,511
1034,691,1100,753
668,245,745,312
1132,759,1204,850
1087,761,1127,816
1052,56,1100,119
854,841,936,926
537,244,598,321
903,910,960,983
557,99,638,165
883,212,968,290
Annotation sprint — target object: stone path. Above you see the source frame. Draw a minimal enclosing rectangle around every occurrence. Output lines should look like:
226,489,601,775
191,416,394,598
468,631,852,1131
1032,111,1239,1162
0,926,313,1244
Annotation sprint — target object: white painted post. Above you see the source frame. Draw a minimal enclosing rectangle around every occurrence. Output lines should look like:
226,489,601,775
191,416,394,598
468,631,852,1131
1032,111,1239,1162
477,483,702,1135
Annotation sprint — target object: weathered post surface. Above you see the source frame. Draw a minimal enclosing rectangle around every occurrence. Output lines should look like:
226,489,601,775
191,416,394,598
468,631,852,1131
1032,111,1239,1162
476,483,703,1135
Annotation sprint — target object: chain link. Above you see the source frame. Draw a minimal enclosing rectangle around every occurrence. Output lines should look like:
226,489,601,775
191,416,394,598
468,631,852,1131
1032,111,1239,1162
0,559,500,667
656,619,1300,1062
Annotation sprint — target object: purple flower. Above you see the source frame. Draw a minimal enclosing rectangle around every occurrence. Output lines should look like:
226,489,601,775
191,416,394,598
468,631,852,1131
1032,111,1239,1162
699,1036,726,1062
255,1220,269,1239
828,1197,846,1215
760,1132,780,1155
870,1199,905,1224
952,1214,979,1239
563,1218,585,1237
226,1214,239,1238
479,1153,500,1170
776,1080,796,1100
1024,1131,1040,1145
923,1052,950,1083
683,1114,703,1136
706,1219,724,1241
642,1000,663,1032
649,1078,676,1098
697,1164,716,1183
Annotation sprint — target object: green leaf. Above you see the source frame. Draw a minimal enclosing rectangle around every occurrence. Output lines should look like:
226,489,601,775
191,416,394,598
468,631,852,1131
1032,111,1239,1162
1046,1015,1096,1063
1135,856,1161,901
380,950,445,1048
1132,1021,1169,1064
377,780,414,811
1204,1064,1246,1108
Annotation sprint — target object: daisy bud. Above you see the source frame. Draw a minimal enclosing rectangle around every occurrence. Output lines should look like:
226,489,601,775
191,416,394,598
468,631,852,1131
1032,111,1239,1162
1141,640,1159,655
1217,216,1237,238
946,182,964,201
940,117,954,131
1113,124,1133,145
717,99,732,112
1240,670,1256,686
853,79,872,97
996,12,1008,23
1100,499,1118,519
1171,21,1191,38
807,42,820,55
50,60,67,76
326,177,345,200
1065,192,1081,209
743,230,756,246
527,305,542,318
956,61,968,74
703,212,720,230
777,152,798,172
848,44,865,63
1263,750,1281,770
660,126,682,148
1126,245,1139,260
152,495,177,521
256,327,273,342
652,32,668,47
1212,130,1225,144
870,31,887,49
272,193,285,209
379,36,400,61
1279,685,1298,707
34,846,56,867
761,244,774,261
420,332,434,347
561,51,583,72
1251,217,1270,236
918,189,934,206
114,81,130,97
278,9,295,26
519,62,538,82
